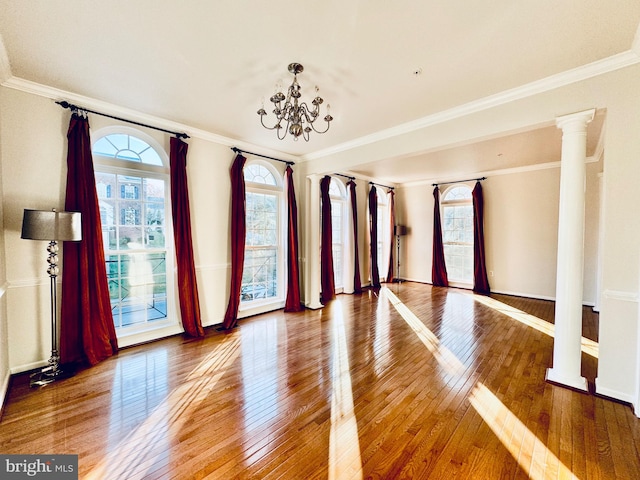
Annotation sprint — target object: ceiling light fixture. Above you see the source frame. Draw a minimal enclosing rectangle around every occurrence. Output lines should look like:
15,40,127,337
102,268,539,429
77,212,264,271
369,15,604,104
258,63,333,142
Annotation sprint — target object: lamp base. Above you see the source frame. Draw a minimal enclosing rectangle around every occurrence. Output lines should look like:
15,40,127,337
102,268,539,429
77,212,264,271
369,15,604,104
30,364,75,387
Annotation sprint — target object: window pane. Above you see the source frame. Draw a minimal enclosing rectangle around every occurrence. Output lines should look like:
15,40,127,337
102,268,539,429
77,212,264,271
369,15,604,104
93,137,118,157
94,134,163,166
242,247,277,302
244,164,276,185
144,178,165,202
146,226,165,248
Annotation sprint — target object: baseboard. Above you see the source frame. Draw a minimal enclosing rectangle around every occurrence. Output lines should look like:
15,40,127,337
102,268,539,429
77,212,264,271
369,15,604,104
10,359,48,375
594,380,635,405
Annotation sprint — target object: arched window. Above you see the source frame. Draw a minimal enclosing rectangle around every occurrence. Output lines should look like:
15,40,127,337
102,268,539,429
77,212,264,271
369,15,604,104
377,191,390,279
242,161,284,308
92,128,176,337
329,177,348,291
441,185,473,285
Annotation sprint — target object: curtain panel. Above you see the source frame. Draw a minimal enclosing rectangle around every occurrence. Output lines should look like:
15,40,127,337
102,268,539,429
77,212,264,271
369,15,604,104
347,180,362,293
368,185,381,288
222,154,247,329
60,113,118,366
320,175,336,303
170,137,205,337
284,166,304,312
386,189,396,282
431,186,449,287
472,181,491,295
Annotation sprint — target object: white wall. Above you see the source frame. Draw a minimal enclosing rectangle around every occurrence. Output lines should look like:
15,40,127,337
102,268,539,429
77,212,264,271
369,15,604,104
1,88,68,372
0,86,240,372
397,159,601,303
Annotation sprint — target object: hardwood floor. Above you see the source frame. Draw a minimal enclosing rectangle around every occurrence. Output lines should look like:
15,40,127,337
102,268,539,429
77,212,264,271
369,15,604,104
1,282,639,479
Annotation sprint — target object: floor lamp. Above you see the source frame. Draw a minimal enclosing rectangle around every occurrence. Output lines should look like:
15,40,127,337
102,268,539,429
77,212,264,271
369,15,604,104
394,225,407,282
21,208,82,387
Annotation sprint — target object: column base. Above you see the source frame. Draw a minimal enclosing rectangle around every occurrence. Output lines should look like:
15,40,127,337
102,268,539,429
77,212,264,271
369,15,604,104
545,367,589,393
305,301,324,310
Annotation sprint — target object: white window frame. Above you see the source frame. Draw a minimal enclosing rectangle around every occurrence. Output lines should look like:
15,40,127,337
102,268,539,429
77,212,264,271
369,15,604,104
240,159,286,318
441,184,474,287
92,126,181,348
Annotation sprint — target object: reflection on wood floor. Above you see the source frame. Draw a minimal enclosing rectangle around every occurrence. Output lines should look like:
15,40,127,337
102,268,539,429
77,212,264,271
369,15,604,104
1,282,639,479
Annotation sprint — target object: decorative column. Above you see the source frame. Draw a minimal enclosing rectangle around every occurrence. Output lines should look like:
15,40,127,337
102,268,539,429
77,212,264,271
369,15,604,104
546,108,595,392
305,174,323,309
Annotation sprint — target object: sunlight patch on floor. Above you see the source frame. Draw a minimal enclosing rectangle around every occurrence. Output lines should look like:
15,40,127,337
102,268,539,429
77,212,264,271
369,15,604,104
469,382,578,479
328,299,364,480
382,287,465,376
469,294,599,359
85,334,242,480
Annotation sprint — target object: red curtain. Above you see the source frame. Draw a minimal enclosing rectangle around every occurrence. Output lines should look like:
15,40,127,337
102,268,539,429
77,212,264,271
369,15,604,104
170,137,205,337
432,186,449,287
386,189,396,282
60,113,118,366
347,180,362,293
284,166,304,311
222,154,246,329
369,185,381,288
320,175,336,303
472,181,491,295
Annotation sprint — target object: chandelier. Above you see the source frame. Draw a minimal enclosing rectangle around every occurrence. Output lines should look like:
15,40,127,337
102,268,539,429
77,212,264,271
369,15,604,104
258,63,333,142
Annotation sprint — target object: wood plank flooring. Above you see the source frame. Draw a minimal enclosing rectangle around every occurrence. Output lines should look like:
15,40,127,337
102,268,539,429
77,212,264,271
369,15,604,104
1,282,639,479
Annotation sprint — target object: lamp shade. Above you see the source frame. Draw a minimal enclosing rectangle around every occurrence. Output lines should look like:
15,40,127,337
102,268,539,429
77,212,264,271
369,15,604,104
21,209,82,242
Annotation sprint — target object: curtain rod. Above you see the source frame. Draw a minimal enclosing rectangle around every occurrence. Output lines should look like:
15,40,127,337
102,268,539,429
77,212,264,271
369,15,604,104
432,176,486,187
231,147,295,166
56,101,190,139
333,173,355,181
369,181,394,190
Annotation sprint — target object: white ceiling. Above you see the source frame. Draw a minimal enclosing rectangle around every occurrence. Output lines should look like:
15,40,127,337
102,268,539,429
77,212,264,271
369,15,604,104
1,1,639,184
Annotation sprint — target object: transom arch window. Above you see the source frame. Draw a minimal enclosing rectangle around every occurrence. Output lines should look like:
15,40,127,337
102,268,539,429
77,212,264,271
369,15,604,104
92,128,177,337
242,160,285,307
441,184,473,284
328,177,348,291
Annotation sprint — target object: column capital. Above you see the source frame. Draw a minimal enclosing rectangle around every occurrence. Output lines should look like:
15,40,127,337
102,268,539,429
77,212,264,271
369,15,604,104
556,108,596,133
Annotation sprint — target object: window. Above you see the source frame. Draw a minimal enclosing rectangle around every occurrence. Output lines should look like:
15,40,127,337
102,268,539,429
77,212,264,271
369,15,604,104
442,185,473,284
328,178,347,291
93,130,176,336
377,191,389,279
242,162,284,307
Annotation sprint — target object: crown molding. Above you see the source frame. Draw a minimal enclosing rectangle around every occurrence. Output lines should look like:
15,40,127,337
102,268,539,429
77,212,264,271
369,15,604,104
2,45,637,166
304,49,640,162
0,76,300,163
400,153,601,189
